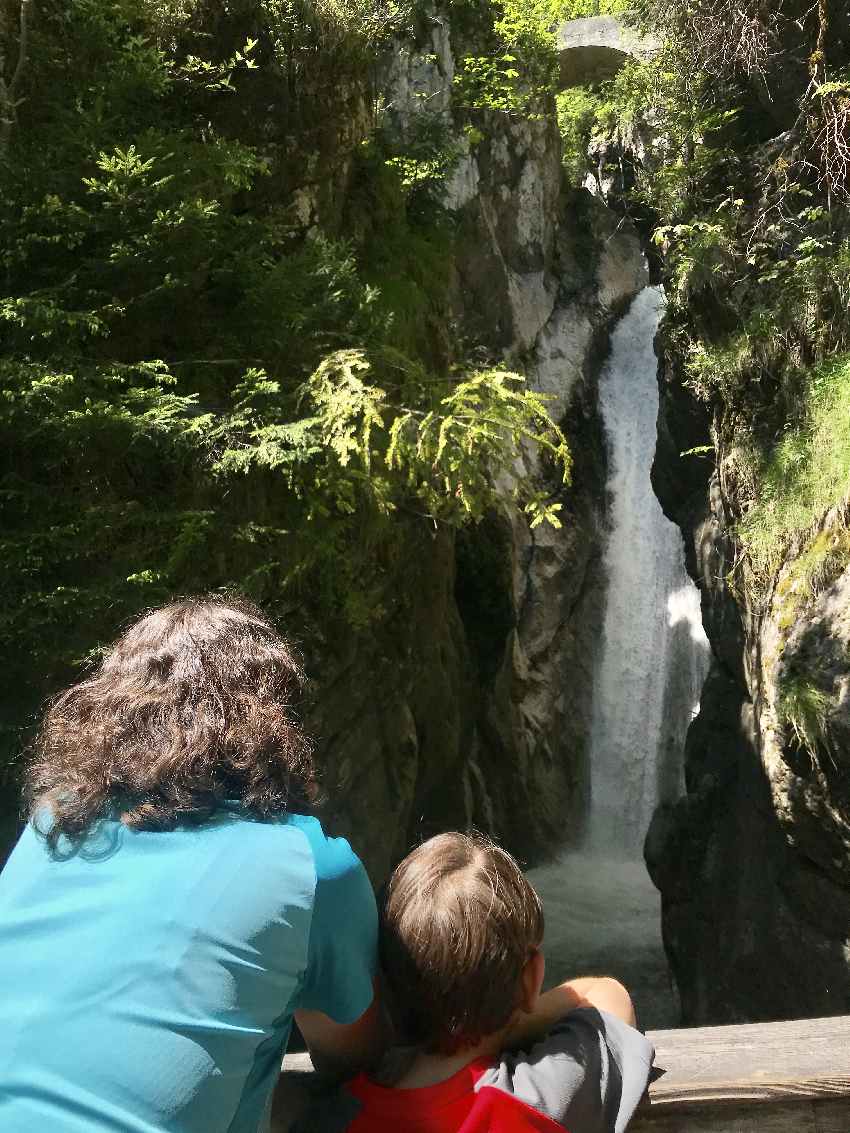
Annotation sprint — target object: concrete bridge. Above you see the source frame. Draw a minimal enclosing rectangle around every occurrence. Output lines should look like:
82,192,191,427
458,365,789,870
556,15,659,88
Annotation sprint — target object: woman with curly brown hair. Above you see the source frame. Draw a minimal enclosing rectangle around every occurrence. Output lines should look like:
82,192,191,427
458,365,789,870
0,594,383,1133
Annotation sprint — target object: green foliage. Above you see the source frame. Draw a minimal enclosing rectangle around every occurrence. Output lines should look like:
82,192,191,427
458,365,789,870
555,48,739,213
737,356,850,577
260,0,416,54
776,675,834,765
452,0,628,122
137,0,415,62
0,0,573,798
375,113,465,203
453,0,557,117
556,86,603,180
454,52,537,116
502,0,629,25
614,0,850,335
662,217,850,395
344,134,457,368
774,528,850,628
1,359,216,683
569,0,850,623
386,364,570,526
211,349,570,527
684,309,785,402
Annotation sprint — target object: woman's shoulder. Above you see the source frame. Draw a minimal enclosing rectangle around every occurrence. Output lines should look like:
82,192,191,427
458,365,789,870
285,813,366,883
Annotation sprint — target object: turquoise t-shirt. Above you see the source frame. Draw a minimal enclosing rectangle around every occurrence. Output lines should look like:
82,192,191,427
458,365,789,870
0,810,377,1132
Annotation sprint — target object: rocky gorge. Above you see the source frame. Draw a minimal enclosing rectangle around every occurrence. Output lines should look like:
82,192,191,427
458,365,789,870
638,1,850,1022
335,2,850,1025
244,11,651,883
647,314,850,1024
1,0,849,1032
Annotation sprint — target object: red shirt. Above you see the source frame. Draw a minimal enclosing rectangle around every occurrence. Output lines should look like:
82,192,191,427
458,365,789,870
347,1058,566,1132
293,1008,654,1133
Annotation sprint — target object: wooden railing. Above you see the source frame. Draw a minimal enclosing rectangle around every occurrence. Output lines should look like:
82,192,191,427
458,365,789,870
632,1015,850,1132
276,1015,850,1131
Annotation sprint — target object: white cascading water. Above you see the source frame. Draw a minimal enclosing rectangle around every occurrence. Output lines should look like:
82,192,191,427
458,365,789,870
587,286,710,855
530,286,710,1028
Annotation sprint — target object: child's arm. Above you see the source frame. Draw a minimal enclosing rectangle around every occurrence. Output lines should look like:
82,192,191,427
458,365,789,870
482,986,653,1133
294,980,387,1078
506,977,636,1050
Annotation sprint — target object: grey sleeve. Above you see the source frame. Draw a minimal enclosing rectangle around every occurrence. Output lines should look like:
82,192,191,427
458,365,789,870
477,1007,654,1133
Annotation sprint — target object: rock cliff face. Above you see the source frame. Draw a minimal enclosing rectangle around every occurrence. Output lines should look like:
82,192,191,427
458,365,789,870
306,13,647,881
560,5,850,1024
0,7,647,879
648,354,850,1023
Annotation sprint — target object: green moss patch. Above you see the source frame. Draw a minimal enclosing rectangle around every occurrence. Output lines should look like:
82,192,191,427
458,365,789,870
738,354,850,577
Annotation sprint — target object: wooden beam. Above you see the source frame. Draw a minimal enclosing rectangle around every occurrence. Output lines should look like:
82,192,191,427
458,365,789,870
631,1098,850,1132
276,1016,850,1130
644,1016,850,1108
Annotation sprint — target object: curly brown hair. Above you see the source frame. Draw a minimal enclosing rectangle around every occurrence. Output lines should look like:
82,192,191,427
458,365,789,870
27,594,316,848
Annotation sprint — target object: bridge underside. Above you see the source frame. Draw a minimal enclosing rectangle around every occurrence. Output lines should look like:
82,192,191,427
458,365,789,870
558,44,631,89
556,15,657,90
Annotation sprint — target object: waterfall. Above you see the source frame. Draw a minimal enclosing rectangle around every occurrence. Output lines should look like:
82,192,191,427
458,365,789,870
587,285,710,855
529,286,710,1027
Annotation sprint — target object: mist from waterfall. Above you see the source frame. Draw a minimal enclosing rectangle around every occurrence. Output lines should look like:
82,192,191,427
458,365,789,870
529,286,710,1028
